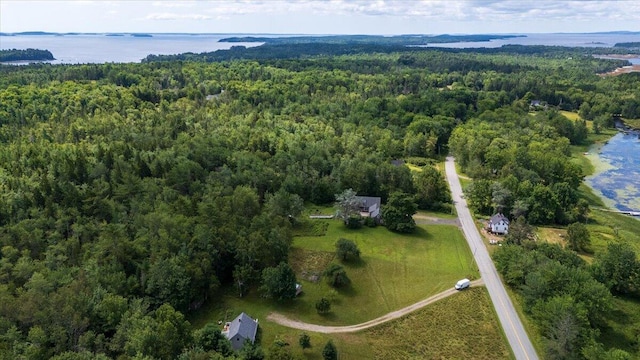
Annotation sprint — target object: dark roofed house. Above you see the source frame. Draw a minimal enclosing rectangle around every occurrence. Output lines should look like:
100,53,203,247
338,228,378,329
355,196,381,220
488,213,510,235
223,312,258,351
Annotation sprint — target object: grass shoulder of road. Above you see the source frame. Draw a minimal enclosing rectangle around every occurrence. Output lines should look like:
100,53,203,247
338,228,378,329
415,209,458,220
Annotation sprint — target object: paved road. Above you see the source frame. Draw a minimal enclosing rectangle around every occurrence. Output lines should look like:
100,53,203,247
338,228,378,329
267,279,484,333
445,156,538,360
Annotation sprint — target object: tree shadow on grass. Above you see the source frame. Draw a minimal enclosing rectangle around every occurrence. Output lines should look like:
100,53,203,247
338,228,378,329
317,311,339,322
335,283,358,298
407,226,432,240
341,257,367,269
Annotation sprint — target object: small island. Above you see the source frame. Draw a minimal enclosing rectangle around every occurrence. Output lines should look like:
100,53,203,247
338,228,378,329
219,34,524,46
614,42,640,48
0,48,55,62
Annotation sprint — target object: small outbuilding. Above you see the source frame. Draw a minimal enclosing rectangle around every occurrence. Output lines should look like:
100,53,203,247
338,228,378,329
355,196,382,220
488,213,510,235
223,312,259,351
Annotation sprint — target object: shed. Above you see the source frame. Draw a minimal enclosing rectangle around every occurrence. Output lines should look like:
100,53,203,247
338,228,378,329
355,196,381,220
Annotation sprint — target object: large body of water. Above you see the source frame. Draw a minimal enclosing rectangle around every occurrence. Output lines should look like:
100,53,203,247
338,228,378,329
0,34,261,64
428,32,640,50
587,131,640,213
1,32,639,64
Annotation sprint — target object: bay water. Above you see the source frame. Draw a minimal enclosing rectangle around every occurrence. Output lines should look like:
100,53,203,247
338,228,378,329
586,131,640,213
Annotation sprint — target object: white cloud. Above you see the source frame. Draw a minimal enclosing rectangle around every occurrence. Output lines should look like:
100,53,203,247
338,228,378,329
151,1,196,8
145,12,212,20
1,0,639,34
193,0,640,23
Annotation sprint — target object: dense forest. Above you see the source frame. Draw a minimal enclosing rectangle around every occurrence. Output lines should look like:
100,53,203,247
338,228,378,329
143,41,638,65
1,44,639,359
614,42,640,48
0,48,55,62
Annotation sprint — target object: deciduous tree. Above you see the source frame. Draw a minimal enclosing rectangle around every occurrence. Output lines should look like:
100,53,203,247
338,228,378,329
335,238,361,262
260,262,297,301
381,191,417,233
567,222,590,252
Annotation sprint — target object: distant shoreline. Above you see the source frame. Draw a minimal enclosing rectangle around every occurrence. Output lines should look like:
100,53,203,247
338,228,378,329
0,48,55,62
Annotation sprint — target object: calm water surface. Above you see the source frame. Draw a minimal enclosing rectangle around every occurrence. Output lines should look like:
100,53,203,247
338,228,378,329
587,131,640,212
0,34,260,63
427,33,640,49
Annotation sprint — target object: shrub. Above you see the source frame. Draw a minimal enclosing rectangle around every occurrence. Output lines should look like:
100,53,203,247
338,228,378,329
322,340,338,360
299,333,311,349
324,263,350,288
315,297,331,314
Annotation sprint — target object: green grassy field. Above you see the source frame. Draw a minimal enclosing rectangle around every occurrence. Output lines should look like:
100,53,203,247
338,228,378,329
289,221,479,325
599,296,640,353
560,110,580,121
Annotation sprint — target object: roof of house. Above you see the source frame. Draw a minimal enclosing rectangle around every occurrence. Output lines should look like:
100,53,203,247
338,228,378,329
390,159,405,167
355,196,381,209
489,213,510,225
227,312,258,345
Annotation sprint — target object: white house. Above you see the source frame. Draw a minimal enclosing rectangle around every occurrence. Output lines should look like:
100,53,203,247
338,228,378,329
488,213,509,235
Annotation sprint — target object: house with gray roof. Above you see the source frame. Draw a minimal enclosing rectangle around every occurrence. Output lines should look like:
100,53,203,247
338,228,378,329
223,312,259,350
488,213,509,235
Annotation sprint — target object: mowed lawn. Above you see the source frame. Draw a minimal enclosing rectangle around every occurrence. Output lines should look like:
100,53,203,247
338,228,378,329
287,221,478,325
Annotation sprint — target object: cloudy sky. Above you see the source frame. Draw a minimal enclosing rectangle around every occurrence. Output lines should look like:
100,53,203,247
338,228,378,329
1,0,639,34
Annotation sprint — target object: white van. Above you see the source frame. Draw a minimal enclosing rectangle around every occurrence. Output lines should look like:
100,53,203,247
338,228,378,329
455,278,471,290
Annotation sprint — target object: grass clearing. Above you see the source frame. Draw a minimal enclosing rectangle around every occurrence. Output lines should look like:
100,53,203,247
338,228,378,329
536,227,567,245
560,110,580,121
364,287,512,360
624,118,640,130
289,221,479,325
599,296,640,354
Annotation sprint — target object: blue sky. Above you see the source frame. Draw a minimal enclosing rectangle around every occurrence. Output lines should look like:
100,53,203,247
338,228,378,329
2,0,639,34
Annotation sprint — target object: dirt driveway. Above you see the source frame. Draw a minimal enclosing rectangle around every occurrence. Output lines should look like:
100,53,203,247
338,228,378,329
266,279,484,333
412,214,460,227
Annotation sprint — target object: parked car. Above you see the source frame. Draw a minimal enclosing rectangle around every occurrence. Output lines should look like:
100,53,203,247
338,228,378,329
455,278,471,290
